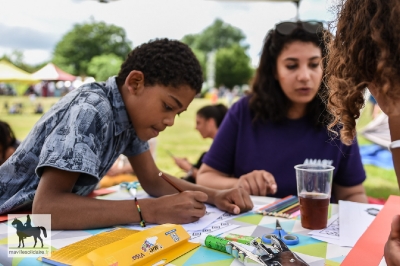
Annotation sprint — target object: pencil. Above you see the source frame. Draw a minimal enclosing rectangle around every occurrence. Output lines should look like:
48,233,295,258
158,172,184,193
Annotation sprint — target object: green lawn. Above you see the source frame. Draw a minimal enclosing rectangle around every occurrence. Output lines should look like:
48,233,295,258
0,95,398,199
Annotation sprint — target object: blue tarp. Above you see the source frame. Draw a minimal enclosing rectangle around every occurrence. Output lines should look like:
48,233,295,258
359,144,394,169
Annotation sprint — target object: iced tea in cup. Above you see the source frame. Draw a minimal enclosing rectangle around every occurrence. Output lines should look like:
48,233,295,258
294,164,334,230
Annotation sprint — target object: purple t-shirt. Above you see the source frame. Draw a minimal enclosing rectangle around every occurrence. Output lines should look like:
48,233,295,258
203,96,366,199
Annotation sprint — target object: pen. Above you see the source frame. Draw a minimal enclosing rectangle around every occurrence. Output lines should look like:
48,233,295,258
158,172,184,193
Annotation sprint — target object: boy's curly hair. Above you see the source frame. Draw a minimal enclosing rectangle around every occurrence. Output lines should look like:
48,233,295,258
250,25,331,128
116,38,203,93
326,0,400,145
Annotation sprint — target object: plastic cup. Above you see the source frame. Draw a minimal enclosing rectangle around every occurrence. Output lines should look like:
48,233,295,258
294,164,335,230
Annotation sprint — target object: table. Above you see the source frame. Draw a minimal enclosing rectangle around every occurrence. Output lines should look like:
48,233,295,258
0,190,377,266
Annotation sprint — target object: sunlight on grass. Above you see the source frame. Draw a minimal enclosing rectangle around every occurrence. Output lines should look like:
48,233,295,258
1,95,397,200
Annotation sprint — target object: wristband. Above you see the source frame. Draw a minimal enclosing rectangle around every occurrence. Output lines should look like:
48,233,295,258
389,140,400,150
134,197,146,227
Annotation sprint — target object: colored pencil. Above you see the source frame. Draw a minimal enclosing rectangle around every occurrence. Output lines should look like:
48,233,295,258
159,172,184,193
257,195,293,212
263,197,298,213
279,202,300,214
260,196,297,212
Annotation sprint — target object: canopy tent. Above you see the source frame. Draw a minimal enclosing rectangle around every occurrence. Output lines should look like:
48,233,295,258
0,60,39,83
32,63,76,81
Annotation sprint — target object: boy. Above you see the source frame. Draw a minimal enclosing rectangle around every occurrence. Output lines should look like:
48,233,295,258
0,39,253,229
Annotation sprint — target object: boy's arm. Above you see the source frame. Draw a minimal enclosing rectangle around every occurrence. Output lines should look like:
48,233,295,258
129,151,253,212
34,166,208,229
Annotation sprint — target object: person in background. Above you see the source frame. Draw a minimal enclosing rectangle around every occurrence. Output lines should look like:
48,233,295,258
34,103,44,114
173,104,228,183
197,20,368,203
105,137,157,176
0,121,20,166
324,0,400,264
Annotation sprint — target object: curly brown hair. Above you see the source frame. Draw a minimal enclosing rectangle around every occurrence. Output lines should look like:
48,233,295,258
326,0,400,145
116,38,203,93
250,24,331,128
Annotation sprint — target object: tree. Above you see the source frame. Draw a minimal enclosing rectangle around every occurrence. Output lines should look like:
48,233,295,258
215,44,254,89
182,18,247,53
87,53,123,82
53,19,131,76
182,18,253,89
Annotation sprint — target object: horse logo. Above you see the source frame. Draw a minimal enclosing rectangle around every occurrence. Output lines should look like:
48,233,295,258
11,215,47,248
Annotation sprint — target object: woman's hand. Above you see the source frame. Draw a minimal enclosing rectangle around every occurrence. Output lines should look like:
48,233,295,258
235,170,277,196
148,191,207,224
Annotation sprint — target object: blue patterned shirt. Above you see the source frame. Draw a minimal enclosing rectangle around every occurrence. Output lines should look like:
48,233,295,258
0,77,149,214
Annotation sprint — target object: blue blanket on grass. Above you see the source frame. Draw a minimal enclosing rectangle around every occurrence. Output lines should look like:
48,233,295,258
359,144,394,170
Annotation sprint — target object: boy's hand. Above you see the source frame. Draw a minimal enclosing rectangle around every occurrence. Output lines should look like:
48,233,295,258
148,191,208,224
212,188,253,215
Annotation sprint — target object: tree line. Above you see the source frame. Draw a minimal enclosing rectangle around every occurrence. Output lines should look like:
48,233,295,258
1,18,254,90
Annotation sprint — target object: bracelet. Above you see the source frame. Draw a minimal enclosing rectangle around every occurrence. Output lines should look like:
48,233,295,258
134,197,146,227
389,140,400,150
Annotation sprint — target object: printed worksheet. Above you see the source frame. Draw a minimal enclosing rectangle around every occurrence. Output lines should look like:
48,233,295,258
309,214,341,245
309,214,339,239
188,221,240,241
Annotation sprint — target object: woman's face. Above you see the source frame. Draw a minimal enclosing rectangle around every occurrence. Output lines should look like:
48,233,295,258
195,115,215,139
276,41,323,108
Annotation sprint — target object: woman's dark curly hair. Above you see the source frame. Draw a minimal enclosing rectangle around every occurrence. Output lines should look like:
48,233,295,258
326,0,400,145
116,38,203,93
0,121,17,164
197,104,228,128
249,23,331,128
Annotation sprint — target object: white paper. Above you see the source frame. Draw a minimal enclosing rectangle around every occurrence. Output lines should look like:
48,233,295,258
125,204,230,231
181,211,222,231
189,221,240,241
339,201,383,247
309,214,340,240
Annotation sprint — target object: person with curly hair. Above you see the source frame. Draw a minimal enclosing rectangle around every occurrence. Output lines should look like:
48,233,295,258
0,39,253,229
0,121,20,166
173,103,228,183
325,0,400,264
197,21,368,203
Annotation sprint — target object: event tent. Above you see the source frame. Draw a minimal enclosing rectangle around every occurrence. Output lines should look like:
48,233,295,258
32,63,76,81
0,60,39,83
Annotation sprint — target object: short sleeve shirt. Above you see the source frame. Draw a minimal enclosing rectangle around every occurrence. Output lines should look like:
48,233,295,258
203,96,366,199
0,77,149,214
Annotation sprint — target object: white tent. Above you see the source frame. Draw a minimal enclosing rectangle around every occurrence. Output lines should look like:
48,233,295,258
32,63,76,81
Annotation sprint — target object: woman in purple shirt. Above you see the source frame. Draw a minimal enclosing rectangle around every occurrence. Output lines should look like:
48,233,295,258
197,21,368,203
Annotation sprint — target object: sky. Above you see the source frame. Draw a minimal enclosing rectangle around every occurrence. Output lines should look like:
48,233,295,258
0,0,335,68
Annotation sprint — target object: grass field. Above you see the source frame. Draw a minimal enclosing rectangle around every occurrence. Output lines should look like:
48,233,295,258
0,95,398,199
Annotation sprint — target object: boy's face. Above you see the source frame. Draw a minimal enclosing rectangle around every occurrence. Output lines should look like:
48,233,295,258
121,72,197,141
